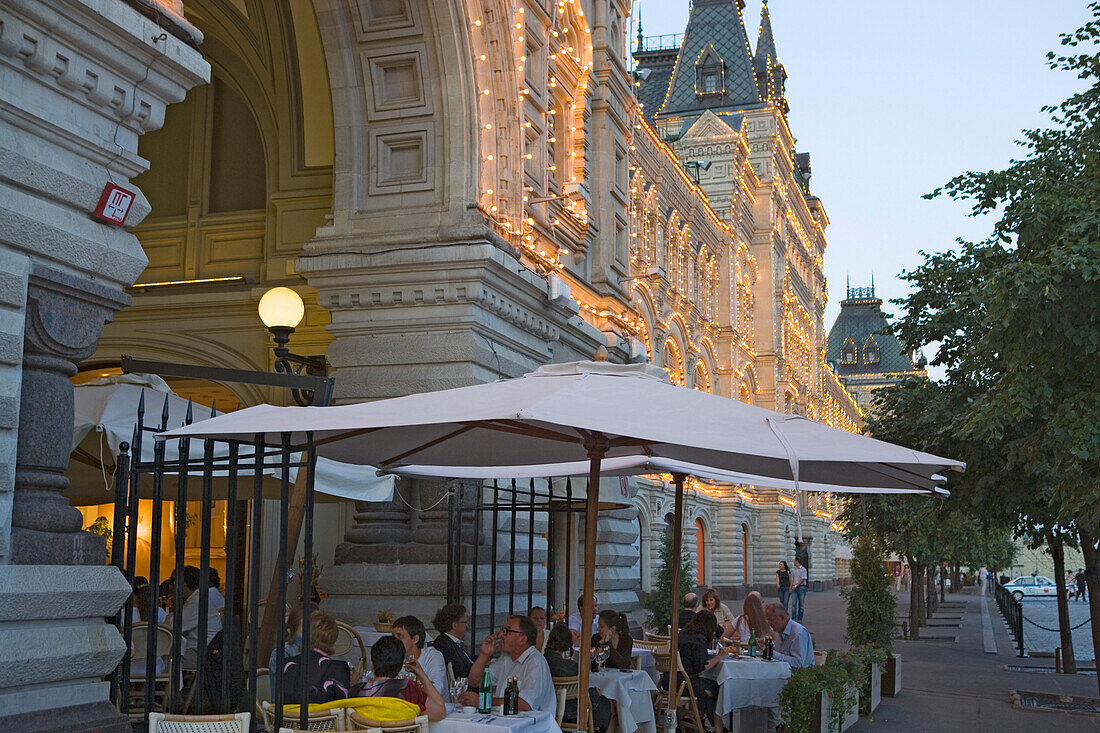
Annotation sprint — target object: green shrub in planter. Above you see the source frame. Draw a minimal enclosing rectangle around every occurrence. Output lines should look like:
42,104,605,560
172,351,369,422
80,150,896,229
778,652,860,733
842,534,895,654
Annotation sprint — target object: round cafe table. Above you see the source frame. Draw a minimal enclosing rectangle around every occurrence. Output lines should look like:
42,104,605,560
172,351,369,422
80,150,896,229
702,656,791,718
429,709,563,733
588,668,658,733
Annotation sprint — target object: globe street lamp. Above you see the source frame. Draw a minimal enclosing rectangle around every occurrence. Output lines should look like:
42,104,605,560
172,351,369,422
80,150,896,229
258,286,326,405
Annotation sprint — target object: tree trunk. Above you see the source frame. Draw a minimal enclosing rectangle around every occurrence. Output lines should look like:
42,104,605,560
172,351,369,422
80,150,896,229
907,555,920,639
1077,527,1100,696
1047,530,1077,674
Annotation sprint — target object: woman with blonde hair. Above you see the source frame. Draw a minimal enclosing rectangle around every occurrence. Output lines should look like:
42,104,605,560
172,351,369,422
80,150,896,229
730,592,770,643
701,588,735,638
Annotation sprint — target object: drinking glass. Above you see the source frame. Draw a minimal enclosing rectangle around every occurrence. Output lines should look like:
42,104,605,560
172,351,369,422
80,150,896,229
595,645,610,672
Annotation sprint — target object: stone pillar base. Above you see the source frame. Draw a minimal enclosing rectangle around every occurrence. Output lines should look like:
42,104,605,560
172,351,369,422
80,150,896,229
0,566,130,729
0,700,129,733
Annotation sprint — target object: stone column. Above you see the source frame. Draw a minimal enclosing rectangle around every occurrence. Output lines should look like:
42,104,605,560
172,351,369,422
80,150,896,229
10,267,129,564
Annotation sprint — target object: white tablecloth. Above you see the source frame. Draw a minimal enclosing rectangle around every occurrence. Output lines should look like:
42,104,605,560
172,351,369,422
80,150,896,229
702,657,791,717
429,710,563,733
631,648,657,684
589,669,657,733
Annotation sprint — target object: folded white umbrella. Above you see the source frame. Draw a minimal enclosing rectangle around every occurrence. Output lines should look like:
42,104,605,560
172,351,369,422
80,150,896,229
69,374,394,504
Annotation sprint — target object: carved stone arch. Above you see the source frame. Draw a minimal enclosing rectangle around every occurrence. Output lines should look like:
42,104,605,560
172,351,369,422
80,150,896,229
92,333,268,407
310,0,484,240
692,340,716,392
632,496,655,591
631,285,659,362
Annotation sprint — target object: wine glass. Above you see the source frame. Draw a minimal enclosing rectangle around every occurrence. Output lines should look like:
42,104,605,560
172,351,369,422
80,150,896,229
450,679,467,704
595,645,610,672
399,653,416,679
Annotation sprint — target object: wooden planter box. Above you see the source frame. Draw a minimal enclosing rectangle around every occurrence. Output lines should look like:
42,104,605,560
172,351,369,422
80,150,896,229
860,662,882,715
882,653,901,697
813,683,859,733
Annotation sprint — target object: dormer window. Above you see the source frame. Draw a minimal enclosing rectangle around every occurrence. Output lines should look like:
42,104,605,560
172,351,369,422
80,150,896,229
840,338,857,365
863,336,881,365
695,46,724,97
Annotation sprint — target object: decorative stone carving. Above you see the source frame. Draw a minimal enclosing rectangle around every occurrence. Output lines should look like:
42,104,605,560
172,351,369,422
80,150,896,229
10,266,129,565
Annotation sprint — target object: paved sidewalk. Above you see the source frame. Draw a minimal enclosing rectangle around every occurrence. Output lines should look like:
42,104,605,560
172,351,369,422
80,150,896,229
782,585,1100,731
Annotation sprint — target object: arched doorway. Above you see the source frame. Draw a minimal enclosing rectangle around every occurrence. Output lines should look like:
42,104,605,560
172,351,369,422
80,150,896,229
741,522,750,584
694,517,707,585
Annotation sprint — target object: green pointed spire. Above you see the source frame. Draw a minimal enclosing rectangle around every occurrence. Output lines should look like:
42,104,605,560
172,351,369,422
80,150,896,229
754,0,788,113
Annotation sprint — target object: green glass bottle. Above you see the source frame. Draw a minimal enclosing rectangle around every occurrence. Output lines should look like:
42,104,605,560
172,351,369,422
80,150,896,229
478,667,493,713
748,628,757,658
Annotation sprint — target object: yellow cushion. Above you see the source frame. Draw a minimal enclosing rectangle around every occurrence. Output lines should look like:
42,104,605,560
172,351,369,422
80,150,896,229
283,696,420,721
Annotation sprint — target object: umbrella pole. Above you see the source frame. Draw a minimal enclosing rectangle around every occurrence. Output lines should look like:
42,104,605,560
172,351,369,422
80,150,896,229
668,472,686,725
576,435,607,733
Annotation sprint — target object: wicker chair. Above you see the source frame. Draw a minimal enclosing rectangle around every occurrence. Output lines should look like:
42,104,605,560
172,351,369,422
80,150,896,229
254,669,272,727
644,632,671,644
346,711,428,732
334,621,368,671
147,712,251,732
633,639,668,654
262,701,345,731
128,622,174,722
551,675,594,733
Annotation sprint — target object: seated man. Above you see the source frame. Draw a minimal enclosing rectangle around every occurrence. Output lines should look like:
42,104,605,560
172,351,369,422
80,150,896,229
361,635,446,721
459,615,556,714
165,565,222,669
432,603,474,680
392,615,447,699
678,592,701,629
764,603,813,669
568,594,598,646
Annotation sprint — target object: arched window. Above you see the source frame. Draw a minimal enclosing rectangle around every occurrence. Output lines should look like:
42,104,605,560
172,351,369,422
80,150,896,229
692,360,711,392
741,523,750,584
695,518,707,585
663,339,685,386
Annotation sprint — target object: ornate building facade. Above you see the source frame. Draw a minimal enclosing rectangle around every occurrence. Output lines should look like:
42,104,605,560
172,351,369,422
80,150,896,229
0,2,866,705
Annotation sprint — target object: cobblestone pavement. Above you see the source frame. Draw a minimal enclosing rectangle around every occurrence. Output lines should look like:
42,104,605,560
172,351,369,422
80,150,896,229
1019,597,1095,662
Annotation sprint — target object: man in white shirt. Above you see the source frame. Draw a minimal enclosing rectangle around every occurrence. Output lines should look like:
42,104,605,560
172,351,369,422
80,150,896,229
568,594,598,646
789,558,808,621
460,615,556,714
166,566,222,669
392,615,447,699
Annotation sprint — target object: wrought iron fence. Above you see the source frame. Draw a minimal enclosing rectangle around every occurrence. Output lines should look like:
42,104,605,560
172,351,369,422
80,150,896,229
994,579,1026,656
108,389,321,731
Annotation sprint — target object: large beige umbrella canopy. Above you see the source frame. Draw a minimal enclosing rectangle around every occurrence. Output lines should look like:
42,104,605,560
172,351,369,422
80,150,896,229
163,359,962,728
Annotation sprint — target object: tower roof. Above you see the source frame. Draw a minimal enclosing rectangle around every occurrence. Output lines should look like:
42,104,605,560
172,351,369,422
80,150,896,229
825,285,920,377
656,0,760,118
753,1,788,112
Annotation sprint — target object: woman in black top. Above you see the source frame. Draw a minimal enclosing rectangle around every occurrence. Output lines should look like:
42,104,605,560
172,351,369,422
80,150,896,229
591,609,633,671
677,610,727,724
544,622,611,732
282,611,358,705
776,561,792,613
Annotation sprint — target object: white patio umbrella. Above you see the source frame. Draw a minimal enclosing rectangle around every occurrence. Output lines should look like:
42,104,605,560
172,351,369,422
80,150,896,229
69,373,395,505
162,359,963,727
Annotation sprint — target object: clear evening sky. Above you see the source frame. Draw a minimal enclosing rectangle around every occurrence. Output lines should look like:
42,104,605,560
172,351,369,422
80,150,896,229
633,1,1091,368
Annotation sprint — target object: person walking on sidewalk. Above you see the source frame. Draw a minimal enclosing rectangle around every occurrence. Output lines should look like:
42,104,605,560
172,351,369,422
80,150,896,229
790,557,808,622
978,564,989,595
1076,569,1088,602
893,565,902,592
776,562,791,612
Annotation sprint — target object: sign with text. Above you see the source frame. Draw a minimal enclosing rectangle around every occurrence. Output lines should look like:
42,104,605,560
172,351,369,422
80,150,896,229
92,183,135,225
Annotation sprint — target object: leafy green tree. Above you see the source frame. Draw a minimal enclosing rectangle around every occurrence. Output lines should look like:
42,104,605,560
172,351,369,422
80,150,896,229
643,524,695,632
892,3,1100,685
843,534,896,654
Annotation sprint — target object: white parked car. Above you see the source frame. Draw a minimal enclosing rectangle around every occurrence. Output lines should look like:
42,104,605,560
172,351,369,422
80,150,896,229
1004,575,1057,600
